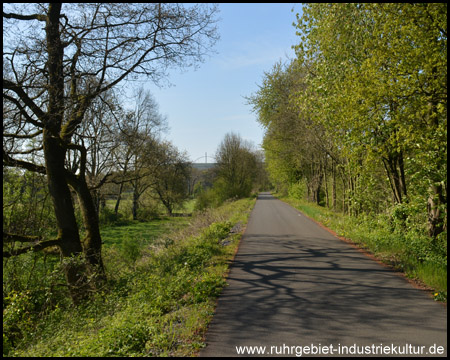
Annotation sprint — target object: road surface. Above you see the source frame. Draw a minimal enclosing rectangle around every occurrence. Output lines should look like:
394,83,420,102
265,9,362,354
200,193,447,357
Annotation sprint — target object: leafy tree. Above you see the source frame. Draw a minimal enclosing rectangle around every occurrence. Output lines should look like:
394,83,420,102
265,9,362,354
3,3,219,303
214,132,258,200
247,61,301,192
295,3,446,235
248,60,338,206
251,3,446,237
150,142,191,216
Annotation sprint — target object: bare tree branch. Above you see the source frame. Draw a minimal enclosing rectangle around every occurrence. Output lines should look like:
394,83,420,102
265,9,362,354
3,80,47,123
3,93,45,129
3,232,42,243
3,129,43,139
3,240,60,258
3,11,47,22
3,150,47,174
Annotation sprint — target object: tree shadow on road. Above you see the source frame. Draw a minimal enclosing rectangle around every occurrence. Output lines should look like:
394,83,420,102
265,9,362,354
206,233,447,348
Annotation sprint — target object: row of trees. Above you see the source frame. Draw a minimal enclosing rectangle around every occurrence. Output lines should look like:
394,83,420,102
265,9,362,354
248,3,446,239
4,84,191,226
3,3,220,303
90,87,191,220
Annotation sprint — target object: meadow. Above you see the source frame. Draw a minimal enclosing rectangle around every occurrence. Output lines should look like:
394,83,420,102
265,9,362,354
3,197,256,356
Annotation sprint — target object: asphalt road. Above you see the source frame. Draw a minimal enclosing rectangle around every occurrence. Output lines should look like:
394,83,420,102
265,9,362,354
200,193,447,357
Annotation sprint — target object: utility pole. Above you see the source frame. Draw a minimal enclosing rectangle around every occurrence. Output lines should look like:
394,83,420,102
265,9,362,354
205,152,207,164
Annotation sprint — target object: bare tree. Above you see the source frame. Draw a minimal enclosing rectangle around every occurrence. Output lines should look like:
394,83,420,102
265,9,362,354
111,88,167,219
68,88,122,215
3,3,219,303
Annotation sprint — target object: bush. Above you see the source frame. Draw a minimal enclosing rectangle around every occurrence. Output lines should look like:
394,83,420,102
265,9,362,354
195,177,252,212
201,221,232,241
288,180,306,200
137,196,162,221
99,207,124,225
119,238,142,265
194,188,222,211
3,290,36,353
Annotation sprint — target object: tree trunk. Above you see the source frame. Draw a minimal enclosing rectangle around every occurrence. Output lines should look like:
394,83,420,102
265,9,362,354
132,184,139,220
67,174,106,283
43,132,89,304
348,176,353,216
341,175,347,215
114,182,124,215
332,159,337,209
382,152,407,205
90,187,101,216
315,172,323,206
44,4,90,304
324,158,329,208
114,160,129,215
427,184,446,239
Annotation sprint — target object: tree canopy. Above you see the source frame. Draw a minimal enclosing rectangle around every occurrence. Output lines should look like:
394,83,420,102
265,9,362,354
249,3,446,238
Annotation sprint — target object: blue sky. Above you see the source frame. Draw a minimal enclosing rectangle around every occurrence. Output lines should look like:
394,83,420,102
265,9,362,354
145,3,302,163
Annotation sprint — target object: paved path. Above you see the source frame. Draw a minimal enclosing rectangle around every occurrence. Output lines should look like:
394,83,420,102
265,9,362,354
200,193,447,357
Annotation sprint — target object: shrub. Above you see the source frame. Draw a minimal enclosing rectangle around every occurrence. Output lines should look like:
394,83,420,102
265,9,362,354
99,207,124,225
288,180,306,200
194,188,222,211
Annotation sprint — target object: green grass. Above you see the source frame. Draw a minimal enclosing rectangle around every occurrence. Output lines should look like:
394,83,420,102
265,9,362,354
277,194,447,302
100,217,190,247
5,197,256,357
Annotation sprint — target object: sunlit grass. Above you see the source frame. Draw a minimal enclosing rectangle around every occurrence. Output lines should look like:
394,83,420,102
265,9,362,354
6,198,256,357
100,217,190,247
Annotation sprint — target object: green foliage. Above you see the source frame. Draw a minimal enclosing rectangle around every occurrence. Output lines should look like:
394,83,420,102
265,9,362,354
150,142,192,216
293,2,446,214
214,132,260,201
194,176,248,212
193,133,268,212
3,169,55,236
136,201,161,221
4,197,255,357
119,238,142,265
3,290,39,353
99,206,126,225
255,2,446,217
288,180,306,200
2,252,71,355
207,178,231,205
194,187,223,212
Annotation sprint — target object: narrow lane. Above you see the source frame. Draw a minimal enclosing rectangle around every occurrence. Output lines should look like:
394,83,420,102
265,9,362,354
200,193,447,357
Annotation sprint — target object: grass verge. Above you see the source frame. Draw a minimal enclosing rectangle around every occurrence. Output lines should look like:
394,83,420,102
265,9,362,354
5,198,255,357
277,195,447,303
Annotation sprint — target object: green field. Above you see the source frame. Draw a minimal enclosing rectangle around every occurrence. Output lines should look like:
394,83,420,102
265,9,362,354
4,198,256,357
100,217,191,247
